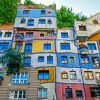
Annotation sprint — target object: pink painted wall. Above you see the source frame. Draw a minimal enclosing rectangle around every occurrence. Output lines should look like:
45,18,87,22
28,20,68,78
56,83,100,100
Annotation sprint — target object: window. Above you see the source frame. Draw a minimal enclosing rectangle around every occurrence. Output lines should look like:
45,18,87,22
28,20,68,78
61,72,68,79
76,90,83,98
0,32,2,37
4,32,12,37
69,56,75,63
60,43,70,50
47,32,52,36
16,33,24,39
41,10,46,15
92,57,99,67
16,43,22,50
26,32,33,38
38,88,47,99
47,10,52,14
61,56,67,64
25,43,32,53
24,57,31,67
39,19,46,24
20,18,26,24
38,56,44,62
66,88,73,98
70,71,77,80
48,19,52,24
88,43,96,50
84,71,94,80
93,19,98,24
11,72,28,84
9,90,26,100
95,72,100,80
40,33,44,37
43,43,51,50
61,32,68,38
79,25,87,31
81,56,89,64
27,19,34,26
90,87,100,97
38,70,49,80
23,10,29,15
0,43,9,51
47,56,53,64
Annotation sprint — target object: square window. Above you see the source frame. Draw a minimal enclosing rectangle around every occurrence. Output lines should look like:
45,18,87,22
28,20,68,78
70,71,77,80
41,10,46,15
60,43,70,50
69,56,75,63
61,32,68,38
61,72,68,79
20,18,26,24
61,56,67,64
43,43,51,50
38,88,47,99
66,88,73,98
0,43,9,51
88,43,96,50
16,43,22,50
39,19,46,24
90,87,100,97
79,25,87,31
4,32,12,37
26,32,33,38
27,19,34,26
38,56,44,62
48,19,52,24
40,33,44,37
47,56,53,64
92,57,99,68
84,71,94,80
12,72,28,84
76,90,83,98
38,70,49,80
81,56,89,64
23,10,30,15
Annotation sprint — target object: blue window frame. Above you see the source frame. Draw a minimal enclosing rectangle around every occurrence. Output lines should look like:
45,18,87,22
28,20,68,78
24,57,31,67
88,43,96,50
16,43,22,50
47,56,53,64
38,70,49,80
39,19,46,24
12,72,28,84
27,19,34,26
26,32,33,38
61,32,68,38
25,44,32,53
43,43,51,50
60,43,70,50
23,10,30,15
0,43,9,51
38,56,44,62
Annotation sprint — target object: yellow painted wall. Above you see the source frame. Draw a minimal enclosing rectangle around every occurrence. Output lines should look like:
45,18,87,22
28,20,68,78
12,42,25,53
88,33,100,41
36,67,55,84
32,40,55,53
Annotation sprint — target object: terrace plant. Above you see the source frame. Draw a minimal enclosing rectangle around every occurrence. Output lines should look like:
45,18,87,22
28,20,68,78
0,48,25,75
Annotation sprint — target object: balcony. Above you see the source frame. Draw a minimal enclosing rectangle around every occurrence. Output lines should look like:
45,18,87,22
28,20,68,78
15,34,24,42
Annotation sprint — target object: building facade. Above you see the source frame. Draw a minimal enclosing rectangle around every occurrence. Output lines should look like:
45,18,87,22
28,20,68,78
0,5,100,100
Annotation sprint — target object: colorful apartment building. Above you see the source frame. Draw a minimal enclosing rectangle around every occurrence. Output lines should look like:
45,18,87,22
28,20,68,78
0,4,100,100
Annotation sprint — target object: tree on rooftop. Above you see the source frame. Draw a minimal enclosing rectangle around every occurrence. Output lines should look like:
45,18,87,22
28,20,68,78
24,0,35,5
0,0,18,24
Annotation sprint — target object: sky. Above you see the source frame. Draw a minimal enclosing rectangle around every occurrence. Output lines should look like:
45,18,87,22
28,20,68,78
22,0,100,17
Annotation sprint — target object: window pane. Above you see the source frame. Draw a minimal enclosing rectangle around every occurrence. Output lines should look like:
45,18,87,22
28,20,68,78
60,43,70,50
47,56,53,64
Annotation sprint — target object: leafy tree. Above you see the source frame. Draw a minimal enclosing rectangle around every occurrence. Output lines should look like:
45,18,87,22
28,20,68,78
24,0,35,5
0,48,25,75
57,6,87,28
0,0,18,24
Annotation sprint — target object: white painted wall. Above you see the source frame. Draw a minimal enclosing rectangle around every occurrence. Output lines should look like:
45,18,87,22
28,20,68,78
31,53,57,68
